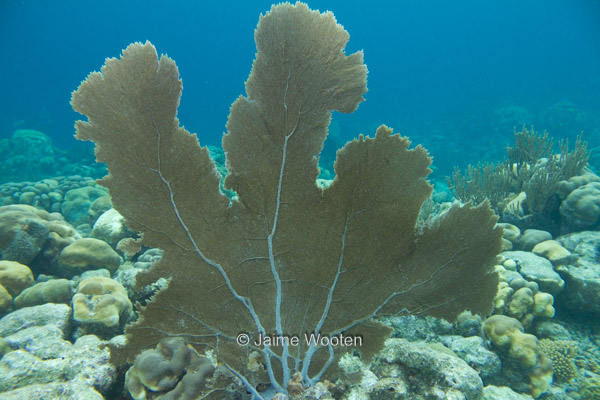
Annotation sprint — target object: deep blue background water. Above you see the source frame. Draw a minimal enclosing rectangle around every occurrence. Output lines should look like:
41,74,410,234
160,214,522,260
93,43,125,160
1,0,599,175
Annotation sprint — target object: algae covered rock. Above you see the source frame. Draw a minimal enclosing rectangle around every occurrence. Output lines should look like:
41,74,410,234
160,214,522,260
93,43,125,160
59,238,120,276
0,381,105,400
0,303,71,338
439,335,502,382
0,205,50,264
556,231,600,315
482,385,534,400
502,251,564,294
91,208,129,246
0,333,117,397
371,338,483,400
4,324,72,360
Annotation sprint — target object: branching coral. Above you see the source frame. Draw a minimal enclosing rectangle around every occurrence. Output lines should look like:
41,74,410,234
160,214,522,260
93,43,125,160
449,127,590,232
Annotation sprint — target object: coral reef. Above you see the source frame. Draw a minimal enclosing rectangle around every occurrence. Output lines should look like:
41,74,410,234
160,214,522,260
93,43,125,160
448,127,591,235
0,2,596,400
0,176,108,217
0,204,80,270
0,129,106,184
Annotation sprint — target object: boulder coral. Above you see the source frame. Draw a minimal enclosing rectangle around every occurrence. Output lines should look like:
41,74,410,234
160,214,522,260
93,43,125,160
483,315,552,398
0,204,80,270
492,260,555,327
531,240,574,266
0,261,34,297
0,176,106,214
559,181,600,231
13,279,74,309
59,238,120,277
0,286,11,317
0,261,34,316
60,186,109,227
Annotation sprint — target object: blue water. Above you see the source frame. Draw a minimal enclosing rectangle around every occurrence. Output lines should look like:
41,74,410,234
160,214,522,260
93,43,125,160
1,0,599,175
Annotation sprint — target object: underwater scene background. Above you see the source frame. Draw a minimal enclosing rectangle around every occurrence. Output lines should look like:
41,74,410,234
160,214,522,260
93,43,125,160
1,0,600,178
1,1,600,400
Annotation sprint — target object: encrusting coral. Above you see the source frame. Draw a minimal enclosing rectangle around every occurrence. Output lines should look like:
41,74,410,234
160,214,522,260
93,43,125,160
71,2,502,397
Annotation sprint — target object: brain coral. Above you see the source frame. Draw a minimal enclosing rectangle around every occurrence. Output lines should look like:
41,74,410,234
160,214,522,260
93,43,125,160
125,337,215,400
72,276,132,338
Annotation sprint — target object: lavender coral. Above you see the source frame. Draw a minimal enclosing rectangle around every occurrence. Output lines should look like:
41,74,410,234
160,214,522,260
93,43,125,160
71,2,501,397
